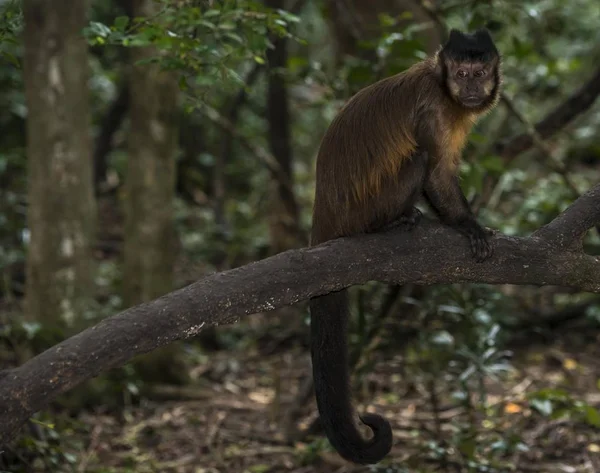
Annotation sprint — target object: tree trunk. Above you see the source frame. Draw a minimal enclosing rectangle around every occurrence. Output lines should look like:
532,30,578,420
123,0,179,307
265,0,301,254
121,0,185,384
23,0,96,328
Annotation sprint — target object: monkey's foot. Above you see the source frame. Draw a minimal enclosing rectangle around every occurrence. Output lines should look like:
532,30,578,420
399,207,423,230
382,207,423,232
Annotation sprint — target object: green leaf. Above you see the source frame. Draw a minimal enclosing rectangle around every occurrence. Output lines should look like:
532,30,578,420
22,322,41,338
438,304,465,315
1,50,19,68
458,437,477,458
86,21,112,38
530,399,553,416
30,418,55,429
431,331,454,346
480,154,505,174
276,9,300,23
178,75,188,91
198,20,216,29
378,13,396,27
287,55,307,70
530,388,569,401
218,22,237,31
225,32,244,44
582,405,600,427
114,16,130,31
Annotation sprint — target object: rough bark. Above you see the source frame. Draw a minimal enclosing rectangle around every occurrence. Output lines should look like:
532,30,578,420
1,183,600,444
123,0,179,307
23,0,96,327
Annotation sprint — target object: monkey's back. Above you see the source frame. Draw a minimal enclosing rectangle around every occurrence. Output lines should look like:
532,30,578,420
311,60,442,244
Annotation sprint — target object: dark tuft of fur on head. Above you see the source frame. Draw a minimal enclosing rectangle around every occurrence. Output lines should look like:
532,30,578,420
441,28,498,62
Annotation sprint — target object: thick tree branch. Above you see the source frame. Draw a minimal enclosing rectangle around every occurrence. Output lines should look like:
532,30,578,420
533,184,600,248
1,184,600,445
494,62,600,160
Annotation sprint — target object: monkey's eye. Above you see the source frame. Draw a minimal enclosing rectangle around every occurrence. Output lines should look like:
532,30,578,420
456,70,468,78
474,70,486,78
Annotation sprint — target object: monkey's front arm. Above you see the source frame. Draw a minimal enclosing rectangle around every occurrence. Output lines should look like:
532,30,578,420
423,165,492,262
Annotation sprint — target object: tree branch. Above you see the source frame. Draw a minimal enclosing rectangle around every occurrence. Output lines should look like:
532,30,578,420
498,92,580,196
507,297,600,333
475,61,600,210
532,184,600,248
494,62,600,160
1,184,600,445
199,101,295,194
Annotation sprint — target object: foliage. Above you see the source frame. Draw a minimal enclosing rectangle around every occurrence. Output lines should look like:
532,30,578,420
83,0,301,92
0,1,24,276
0,0,21,67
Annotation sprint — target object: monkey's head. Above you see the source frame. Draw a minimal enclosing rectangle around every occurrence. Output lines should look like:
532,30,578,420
438,29,501,111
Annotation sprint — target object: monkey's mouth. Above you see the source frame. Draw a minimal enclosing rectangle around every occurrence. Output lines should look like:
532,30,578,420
461,96,484,107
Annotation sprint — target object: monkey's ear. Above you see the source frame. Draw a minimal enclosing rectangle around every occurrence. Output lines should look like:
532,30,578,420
445,29,466,48
448,29,463,41
441,29,463,58
474,28,493,39
474,28,495,46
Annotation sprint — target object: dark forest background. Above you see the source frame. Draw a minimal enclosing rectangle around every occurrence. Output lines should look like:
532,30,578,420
1,0,600,472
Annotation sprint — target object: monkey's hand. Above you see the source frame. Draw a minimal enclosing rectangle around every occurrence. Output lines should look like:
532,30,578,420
453,219,493,262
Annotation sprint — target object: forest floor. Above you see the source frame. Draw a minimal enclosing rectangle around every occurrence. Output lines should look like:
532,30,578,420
50,315,600,473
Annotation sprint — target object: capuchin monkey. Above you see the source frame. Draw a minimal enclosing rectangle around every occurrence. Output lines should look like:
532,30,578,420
309,29,502,464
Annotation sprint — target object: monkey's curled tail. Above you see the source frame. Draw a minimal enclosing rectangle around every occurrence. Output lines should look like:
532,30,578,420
310,289,393,464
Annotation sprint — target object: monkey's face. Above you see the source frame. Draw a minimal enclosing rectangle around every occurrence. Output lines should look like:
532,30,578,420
445,59,498,109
